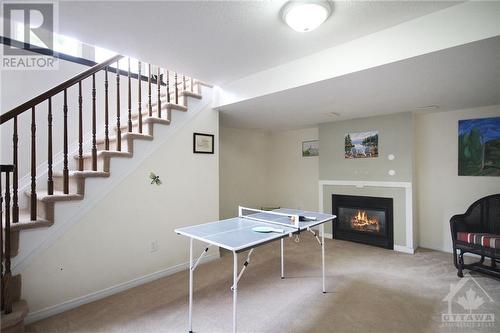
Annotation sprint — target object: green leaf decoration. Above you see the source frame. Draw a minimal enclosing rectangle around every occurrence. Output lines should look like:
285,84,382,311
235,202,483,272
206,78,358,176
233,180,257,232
149,172,162,185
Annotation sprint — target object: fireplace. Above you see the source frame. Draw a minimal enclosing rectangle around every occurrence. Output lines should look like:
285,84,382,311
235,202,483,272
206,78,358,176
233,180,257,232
332,194,393,249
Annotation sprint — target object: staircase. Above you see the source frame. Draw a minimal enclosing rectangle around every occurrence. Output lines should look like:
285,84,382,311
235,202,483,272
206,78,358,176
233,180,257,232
1,54,210,332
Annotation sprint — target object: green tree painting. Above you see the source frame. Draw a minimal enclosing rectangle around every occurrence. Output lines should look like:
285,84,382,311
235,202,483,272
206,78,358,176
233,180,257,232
345,131,378,159
458,117,500,176
345,134,354,154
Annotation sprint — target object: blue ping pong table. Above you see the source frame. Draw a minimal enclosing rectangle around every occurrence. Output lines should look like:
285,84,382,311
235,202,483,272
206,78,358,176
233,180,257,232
175,207,336,333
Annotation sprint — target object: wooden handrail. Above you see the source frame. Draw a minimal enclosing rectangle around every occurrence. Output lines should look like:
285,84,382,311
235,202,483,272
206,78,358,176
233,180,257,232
0,54,123,125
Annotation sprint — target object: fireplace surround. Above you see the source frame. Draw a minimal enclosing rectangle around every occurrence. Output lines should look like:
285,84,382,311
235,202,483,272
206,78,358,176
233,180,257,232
332,194,394,249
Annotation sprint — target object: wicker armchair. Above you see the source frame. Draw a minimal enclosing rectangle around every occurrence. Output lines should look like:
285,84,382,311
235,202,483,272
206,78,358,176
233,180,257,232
450,194,500,278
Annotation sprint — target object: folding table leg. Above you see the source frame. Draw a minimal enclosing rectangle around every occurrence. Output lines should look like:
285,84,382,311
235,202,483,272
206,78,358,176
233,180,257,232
188,238,194,333
321,223,326,293
280,238,285,279
233,251,238,333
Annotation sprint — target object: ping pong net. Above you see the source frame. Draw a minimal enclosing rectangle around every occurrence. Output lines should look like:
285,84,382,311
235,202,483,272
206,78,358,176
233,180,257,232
238,206,300,229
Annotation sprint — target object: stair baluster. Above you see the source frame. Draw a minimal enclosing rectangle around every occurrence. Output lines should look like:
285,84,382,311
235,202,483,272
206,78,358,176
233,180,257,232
78,82,84,171
157,67,162,118
92,74,97,171
1,165,14,314
116,60,122,151
63,90,69,194
104,67,110,150
183,75,186,92
138,61,142,133
12,117,19,221
31,107,37,219
175,72,179,105
128,58,132,132
47,98,54,194
166,70,170,103
1,167,4,310
148,64,152,117
190,77,194,93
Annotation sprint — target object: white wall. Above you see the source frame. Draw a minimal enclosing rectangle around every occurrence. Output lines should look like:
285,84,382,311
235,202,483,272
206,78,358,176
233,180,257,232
267,128,319,211
21,106,219,317
415,105,500,252
219,126,319,218
219,126,269,219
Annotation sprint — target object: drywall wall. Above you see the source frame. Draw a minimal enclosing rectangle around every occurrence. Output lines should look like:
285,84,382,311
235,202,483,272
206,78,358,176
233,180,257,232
219,126,269,219
415,104,500,252
267,128,319,211
219,126,319,219
319,112,413,182
21,106,219,317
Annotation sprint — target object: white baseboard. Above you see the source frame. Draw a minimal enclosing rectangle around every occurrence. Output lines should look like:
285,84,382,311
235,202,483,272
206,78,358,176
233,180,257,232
25,253,219,325
393,245,415,254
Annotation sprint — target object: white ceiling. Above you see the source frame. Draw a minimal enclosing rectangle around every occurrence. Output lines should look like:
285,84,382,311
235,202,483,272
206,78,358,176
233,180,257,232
218,36,500,130
58,1,459,84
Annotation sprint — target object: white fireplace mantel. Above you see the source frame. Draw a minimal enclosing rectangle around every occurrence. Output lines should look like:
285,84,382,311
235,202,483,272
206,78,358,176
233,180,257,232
319,180,414,254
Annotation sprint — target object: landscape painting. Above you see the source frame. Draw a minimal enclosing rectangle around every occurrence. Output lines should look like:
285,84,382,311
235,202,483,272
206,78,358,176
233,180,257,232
345,131,378,159
302,140,319,157
458,117,500,176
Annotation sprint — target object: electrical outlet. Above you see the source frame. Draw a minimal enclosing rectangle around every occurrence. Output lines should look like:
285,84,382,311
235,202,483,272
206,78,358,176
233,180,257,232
150,240,159,253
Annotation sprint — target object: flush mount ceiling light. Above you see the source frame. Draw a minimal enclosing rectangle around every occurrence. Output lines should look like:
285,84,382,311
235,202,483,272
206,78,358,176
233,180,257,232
414,105,439,110
325,111,340,117
282,0,332,32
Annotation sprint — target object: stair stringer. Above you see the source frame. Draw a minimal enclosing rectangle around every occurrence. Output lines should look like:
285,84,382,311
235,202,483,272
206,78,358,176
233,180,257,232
12,85,213,274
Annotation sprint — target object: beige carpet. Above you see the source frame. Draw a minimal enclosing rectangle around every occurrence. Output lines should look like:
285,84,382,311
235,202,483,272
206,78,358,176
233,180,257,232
26,237,500,333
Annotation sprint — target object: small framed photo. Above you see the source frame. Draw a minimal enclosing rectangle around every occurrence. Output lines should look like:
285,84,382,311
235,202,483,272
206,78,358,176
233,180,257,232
193,132,215,154
302,140,319,157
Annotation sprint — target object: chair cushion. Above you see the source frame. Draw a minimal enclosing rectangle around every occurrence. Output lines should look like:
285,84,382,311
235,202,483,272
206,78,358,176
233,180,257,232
457,232,500,249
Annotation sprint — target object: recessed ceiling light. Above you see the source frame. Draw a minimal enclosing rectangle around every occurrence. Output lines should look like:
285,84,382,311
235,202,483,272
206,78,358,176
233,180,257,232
325,112,340,117
282,1,332,33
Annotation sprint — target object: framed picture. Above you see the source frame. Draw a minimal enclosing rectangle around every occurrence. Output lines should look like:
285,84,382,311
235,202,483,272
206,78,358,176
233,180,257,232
345,131,378,159
193,132,214,154
458,117,500,176
302,140,319,157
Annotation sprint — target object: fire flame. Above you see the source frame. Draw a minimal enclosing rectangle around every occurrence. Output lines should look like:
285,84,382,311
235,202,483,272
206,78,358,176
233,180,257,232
351,210,380,232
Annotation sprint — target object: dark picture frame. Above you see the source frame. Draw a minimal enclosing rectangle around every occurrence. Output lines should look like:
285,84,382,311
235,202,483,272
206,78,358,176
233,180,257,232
193,132,215,154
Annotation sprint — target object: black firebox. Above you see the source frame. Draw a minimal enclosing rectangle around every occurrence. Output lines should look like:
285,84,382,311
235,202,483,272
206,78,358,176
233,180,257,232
332,194,393,249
